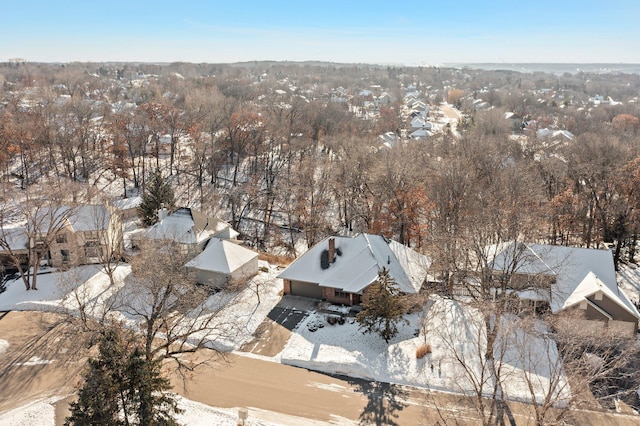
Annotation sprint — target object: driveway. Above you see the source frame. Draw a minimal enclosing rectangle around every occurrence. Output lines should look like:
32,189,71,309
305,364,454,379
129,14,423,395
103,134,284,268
240,295,316,357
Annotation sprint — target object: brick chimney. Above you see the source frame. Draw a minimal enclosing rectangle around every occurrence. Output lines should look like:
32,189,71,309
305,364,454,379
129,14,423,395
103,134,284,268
328,237,335,263
157,205,168,222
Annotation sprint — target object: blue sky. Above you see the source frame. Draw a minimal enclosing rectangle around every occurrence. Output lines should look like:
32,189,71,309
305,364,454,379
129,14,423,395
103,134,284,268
2,1,638,64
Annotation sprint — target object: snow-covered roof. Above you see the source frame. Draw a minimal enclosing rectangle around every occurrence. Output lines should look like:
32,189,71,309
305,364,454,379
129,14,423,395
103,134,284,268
536,128,574,141
145,208,237,245
112,196,142,211
68,205,111,232
492,243,640,319
185,238,258,274
146,208,205,244
378,132,397,149
36,205,111,233
409,129,433,139
277,233,430,294
410,116,432,129
0,227,28,251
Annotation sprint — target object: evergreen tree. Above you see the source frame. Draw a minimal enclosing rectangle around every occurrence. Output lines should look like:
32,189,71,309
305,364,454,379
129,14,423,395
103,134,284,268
66,327,182,426
356,268,408,343
138,169,175,226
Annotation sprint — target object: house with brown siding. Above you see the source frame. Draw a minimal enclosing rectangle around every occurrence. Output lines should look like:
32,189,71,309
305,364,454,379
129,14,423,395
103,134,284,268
278,233,430,306
491,243,640,335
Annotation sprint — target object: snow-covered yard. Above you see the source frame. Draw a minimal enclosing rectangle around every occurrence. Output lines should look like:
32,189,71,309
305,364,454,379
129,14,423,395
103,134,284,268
0,261,283,352
280,296,569,406
0,258,601,421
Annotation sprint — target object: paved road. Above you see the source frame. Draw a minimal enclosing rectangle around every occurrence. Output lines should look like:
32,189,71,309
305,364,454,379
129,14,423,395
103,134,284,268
170,351,448,425
3,311,640,426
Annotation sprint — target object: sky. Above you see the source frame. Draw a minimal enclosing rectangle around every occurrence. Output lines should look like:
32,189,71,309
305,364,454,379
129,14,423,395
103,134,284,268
2,1,639,65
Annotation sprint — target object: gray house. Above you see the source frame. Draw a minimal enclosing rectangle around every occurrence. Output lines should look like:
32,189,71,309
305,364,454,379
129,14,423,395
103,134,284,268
186,238,259,289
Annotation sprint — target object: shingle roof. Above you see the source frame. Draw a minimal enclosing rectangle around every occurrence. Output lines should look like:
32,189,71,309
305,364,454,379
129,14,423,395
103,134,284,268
277,233,430,294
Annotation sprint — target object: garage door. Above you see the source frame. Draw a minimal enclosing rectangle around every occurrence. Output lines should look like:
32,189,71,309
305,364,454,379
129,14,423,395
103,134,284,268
290,280,323,299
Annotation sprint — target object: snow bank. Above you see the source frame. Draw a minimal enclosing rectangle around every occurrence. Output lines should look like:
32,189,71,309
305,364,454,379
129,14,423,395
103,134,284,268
0,397,63,426
0,394,344,426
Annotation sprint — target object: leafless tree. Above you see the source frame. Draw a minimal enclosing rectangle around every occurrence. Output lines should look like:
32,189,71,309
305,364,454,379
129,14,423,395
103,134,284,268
118,238,241,369
0,188,76,290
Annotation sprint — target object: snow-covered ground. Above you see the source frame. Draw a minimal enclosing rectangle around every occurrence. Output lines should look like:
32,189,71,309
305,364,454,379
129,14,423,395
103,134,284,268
7,257,635,421
0,395,343,426
0,261,282,353
618,262,640,305
280,296,569,405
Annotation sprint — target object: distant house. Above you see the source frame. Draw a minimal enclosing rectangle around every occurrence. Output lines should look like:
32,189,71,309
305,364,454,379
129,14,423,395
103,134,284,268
278,233,430,306
410,116,432,130
111,196,142,220
47,205,124,267
186,238,259,289
144,207,238,251
378,132,398,149
491,243,640,335
409,128,433,140
504,112,523,130
536,128,574,141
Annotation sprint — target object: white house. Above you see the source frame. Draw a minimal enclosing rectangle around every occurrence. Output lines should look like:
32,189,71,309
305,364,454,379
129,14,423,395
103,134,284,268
144,207,238,250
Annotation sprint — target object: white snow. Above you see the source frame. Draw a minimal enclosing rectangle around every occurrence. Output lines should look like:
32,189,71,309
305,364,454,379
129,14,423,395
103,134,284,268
12,356,54,366
0,339,8,355
0,397,62,426
0,260,282,353
618,262,640,305
280,296,570,406
0,394,345,426
1,247,610,418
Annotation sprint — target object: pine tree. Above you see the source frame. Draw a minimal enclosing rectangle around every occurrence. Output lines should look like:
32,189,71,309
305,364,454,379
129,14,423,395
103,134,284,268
356,268,409,343
66,327,182,426
138,169,175,226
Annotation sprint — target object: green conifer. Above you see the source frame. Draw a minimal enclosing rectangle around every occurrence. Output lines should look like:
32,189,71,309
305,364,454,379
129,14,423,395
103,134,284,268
356,268,409,343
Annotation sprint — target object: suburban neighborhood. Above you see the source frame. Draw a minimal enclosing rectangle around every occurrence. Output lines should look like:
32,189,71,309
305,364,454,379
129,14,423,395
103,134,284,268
1,55,640,425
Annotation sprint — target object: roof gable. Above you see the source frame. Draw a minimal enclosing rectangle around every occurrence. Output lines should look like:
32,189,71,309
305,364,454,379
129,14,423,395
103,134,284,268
493,243,640,320
186,238,258,273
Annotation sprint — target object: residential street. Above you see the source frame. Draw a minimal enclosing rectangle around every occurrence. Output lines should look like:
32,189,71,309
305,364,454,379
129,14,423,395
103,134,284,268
2,311,639,425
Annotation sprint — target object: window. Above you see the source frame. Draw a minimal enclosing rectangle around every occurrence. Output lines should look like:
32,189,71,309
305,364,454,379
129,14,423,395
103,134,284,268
335,290,349,299
56,233,67,244
60,250,70,263
84,240,101,259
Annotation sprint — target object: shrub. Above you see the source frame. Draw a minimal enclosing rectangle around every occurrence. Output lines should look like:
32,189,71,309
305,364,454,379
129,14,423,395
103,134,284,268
416,343,432,359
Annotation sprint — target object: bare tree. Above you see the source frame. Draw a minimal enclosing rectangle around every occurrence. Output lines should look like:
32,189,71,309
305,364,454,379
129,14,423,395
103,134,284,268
118,238,240,369
0,188,76,290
